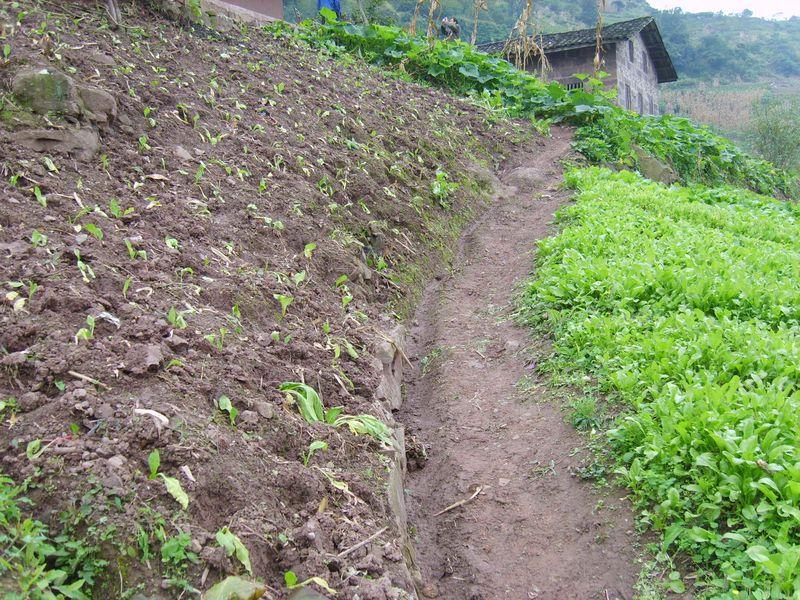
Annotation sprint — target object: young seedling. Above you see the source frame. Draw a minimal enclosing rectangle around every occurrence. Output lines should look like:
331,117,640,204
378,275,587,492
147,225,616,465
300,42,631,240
167,307,188,329
160,474,189,510
84,223,104,241
33,186,46,207
30,230,48,247
273,293,293,318
124,239,147,260
203,327,227,351
215,527,252,575
215,395,237,425
284,571,336,595
279,382,342,425
75,251,95,282
108,198,134,219
74,315,96,344
146,450,161,480
302,440,328,466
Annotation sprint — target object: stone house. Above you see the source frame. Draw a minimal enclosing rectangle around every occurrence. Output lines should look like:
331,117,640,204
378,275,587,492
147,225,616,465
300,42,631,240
478,17,678,115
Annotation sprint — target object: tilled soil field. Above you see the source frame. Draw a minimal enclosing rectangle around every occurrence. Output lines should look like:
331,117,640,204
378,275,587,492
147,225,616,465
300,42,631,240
0,2,533,597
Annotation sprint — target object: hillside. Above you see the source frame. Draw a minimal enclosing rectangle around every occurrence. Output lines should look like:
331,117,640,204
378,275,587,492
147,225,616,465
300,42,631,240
0,2,530,597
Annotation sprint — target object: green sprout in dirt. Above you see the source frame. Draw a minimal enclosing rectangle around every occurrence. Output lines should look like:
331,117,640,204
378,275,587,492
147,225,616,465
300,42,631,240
167,307,189,329
302,440,328,466
274,293,294,318
107,198,134,219
148,450,160,480
32,186,46,208
29,229,47,247
279,382,393,445
74,314,96,344
216,395,238,425
284,570,336,595
204,327,228,351
124,239,147,261
430,170,459,209
215,527,252,574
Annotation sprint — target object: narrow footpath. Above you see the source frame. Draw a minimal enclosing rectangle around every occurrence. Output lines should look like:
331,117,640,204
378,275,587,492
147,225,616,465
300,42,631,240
402,127,641,600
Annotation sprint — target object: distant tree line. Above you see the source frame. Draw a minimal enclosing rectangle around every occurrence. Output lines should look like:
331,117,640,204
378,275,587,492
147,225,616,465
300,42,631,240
284,0,800,83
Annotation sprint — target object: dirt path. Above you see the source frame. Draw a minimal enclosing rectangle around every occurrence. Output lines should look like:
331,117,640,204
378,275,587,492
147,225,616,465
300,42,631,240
401,127,641,600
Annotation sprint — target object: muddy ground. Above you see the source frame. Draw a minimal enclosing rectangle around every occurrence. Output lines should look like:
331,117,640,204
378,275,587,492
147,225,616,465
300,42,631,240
0,1,534,597
402,128,643,600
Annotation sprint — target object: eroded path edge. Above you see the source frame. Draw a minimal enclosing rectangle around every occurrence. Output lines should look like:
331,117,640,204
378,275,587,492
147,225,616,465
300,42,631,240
400,127,641,600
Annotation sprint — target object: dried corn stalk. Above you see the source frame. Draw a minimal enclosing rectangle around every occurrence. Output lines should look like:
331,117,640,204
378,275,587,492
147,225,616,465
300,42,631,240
409,0,427,36
503,0,549,75
426,0,441,43
594,0,607,73
471,0,488,46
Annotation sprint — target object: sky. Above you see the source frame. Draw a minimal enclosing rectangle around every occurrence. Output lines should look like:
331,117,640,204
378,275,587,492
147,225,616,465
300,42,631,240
646,0,800,19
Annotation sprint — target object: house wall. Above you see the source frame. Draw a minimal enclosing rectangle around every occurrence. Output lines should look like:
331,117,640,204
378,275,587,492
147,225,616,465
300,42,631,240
529,45,618,89
615,31,660,115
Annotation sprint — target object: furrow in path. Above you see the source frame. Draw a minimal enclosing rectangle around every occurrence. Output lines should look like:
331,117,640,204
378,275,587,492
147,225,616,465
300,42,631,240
401,127,641,600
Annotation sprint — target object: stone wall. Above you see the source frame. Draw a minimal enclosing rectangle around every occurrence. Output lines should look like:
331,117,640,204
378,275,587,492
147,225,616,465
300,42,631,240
614,31,660,115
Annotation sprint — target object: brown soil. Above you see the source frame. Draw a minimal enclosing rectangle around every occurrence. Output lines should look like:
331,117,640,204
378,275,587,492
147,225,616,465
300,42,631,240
0,2,534,598
402,127,642,600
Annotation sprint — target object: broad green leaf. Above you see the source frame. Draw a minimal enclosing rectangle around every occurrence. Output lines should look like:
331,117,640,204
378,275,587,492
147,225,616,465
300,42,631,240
160,474,189,510
202,576,265,600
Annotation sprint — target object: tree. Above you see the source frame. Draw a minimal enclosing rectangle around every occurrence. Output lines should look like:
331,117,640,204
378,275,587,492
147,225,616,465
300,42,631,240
748,95,800,172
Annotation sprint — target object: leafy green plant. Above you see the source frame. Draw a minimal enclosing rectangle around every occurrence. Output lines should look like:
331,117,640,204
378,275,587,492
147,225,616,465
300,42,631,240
167,307,188,329
280,382,341,425
148,450,160,480
216,395,238,425
204,327,228,351
74,315,96,344
84,223,104,241
108,198,134,219
302,440,328,466
215,527,252,575
159,474,189,510
75,250,95,283
0,474,104,598
30,230,48,247
334,414,393,445
273,293,293,317
33,186,46,208
124,239,147,261
160,532,198,569
284,570,336,595
430,170,459,209
521,166,800,595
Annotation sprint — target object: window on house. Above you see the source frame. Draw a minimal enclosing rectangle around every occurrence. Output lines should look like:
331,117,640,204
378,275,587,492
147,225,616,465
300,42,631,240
565,81,583,91
625,84,632,110
638,91,644,114
628,39,635,62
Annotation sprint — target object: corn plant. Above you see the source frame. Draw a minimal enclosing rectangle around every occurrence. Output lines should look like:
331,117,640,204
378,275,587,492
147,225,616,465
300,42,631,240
167,307,189,329
279,382,341,425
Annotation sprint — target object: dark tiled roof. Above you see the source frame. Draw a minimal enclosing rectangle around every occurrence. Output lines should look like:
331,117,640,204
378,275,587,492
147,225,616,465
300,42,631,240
478,16,677,83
